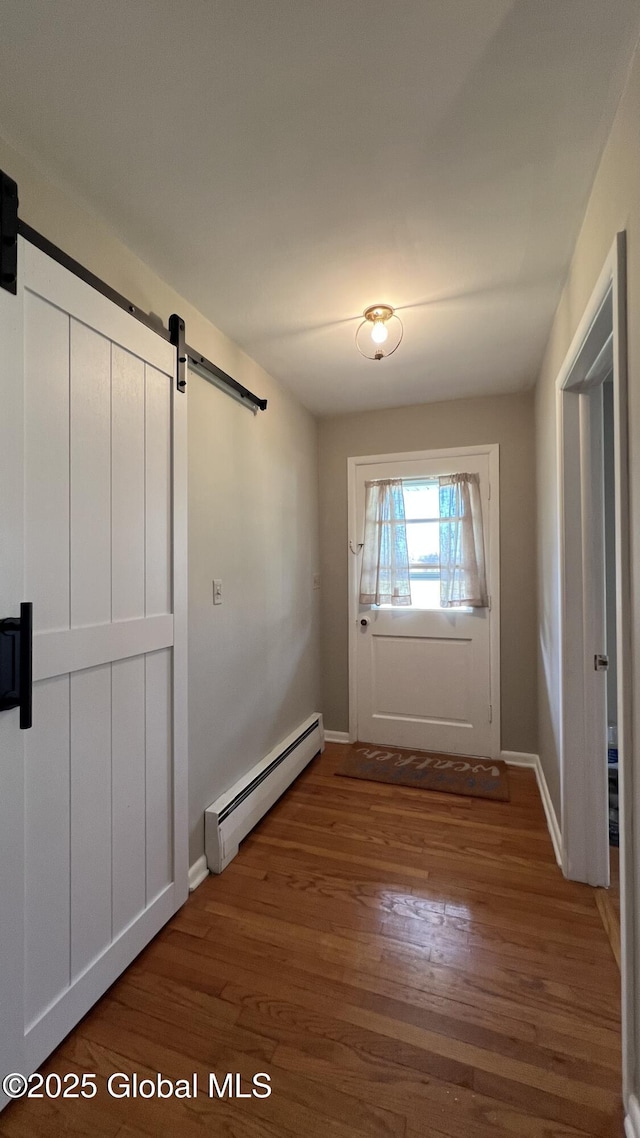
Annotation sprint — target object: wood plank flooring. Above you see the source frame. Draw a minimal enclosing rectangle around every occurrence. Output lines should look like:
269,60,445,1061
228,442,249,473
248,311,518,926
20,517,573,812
0,743,623,1137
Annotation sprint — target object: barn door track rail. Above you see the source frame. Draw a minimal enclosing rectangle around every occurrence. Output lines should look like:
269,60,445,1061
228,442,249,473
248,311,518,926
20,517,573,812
0,169,267,410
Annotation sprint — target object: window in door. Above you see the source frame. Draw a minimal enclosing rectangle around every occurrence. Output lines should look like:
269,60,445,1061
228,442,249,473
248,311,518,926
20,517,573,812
362,473,485,611
381,477,473,611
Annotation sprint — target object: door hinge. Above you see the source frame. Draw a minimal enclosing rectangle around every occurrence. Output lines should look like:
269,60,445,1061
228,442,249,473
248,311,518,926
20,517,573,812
169,312,187,393
0,170,19,295
594,654,609,672
489,704,493,723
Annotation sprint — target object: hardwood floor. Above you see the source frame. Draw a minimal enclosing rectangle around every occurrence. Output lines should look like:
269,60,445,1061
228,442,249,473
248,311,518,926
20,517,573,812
0,743,623,1137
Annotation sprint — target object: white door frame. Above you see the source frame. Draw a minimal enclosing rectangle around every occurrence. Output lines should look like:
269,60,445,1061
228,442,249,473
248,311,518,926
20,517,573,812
555,233,633,1096
347,445,500,753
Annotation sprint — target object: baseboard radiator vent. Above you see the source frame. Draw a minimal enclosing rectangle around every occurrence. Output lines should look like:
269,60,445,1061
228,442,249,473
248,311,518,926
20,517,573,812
205,713,324,874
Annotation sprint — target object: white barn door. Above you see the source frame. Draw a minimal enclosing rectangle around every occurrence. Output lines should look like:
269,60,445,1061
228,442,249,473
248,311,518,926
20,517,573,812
0,239,187,1101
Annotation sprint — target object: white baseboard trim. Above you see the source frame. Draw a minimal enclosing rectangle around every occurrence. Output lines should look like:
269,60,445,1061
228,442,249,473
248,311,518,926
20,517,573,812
532,760,564,871
500,749,537,767
324,730,351,744
501,750,563,869
188,854,209,892
625,1094,640,1138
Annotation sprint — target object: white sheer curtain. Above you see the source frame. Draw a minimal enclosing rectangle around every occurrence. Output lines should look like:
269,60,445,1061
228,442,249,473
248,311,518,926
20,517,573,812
359,479,412,606
439,473,488,608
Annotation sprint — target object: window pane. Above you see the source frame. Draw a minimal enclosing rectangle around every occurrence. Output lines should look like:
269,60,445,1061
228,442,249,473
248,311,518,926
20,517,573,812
376,476,473,611
407,577,441,608
402,479,439,521
404,481,441,609
406,520,439,565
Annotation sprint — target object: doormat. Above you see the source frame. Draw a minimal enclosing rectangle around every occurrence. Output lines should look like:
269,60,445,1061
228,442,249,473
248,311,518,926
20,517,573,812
336,742,510,802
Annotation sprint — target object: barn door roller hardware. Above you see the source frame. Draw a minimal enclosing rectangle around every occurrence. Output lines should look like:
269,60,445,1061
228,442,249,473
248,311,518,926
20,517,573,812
169,314,187,393
0,168,267,410
0,171,18,294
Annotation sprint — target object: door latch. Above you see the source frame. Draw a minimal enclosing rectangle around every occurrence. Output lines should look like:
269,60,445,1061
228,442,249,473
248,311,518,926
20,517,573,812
594,654,609,672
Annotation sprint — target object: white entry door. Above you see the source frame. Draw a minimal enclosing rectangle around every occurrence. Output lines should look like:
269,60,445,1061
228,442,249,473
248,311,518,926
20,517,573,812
350,448,499,757
0,239,187,1103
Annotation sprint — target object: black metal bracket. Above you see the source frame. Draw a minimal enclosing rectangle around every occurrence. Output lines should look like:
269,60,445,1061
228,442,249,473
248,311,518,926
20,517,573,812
0,171,18,294
0,602,33,729
169,313,187,393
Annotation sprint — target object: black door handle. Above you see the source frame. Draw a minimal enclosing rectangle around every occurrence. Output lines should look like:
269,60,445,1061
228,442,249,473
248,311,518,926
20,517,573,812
0,602,33,729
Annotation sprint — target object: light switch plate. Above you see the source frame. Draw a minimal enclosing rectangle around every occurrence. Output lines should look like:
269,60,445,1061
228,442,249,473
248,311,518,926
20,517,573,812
213,579,223,605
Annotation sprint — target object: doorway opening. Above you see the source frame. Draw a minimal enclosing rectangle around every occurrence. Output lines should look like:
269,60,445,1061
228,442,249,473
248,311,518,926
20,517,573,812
556,232,632,1091
603,380,620,857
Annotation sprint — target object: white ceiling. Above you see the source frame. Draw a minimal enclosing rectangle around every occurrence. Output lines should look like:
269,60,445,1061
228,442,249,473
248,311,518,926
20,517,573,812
0,0,638,414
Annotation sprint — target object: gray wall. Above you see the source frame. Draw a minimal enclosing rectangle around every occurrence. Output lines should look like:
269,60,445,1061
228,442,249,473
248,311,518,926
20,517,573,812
534,40,640,822
534,42,640,1103
0,133,322,868
188,373,320,862
318,390,537,754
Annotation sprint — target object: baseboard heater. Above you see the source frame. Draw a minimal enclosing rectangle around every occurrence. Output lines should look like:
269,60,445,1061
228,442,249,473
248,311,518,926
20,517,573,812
204,713,324,874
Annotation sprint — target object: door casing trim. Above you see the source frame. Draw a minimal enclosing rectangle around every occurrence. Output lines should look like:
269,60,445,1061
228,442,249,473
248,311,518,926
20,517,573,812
554,232,632,1101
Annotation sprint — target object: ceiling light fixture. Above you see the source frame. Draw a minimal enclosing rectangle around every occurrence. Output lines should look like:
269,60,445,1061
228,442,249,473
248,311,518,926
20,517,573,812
355,304,403,361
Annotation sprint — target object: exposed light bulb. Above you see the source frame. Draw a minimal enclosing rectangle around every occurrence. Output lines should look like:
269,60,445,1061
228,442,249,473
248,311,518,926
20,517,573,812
356,304,403,361
370,320,388,345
